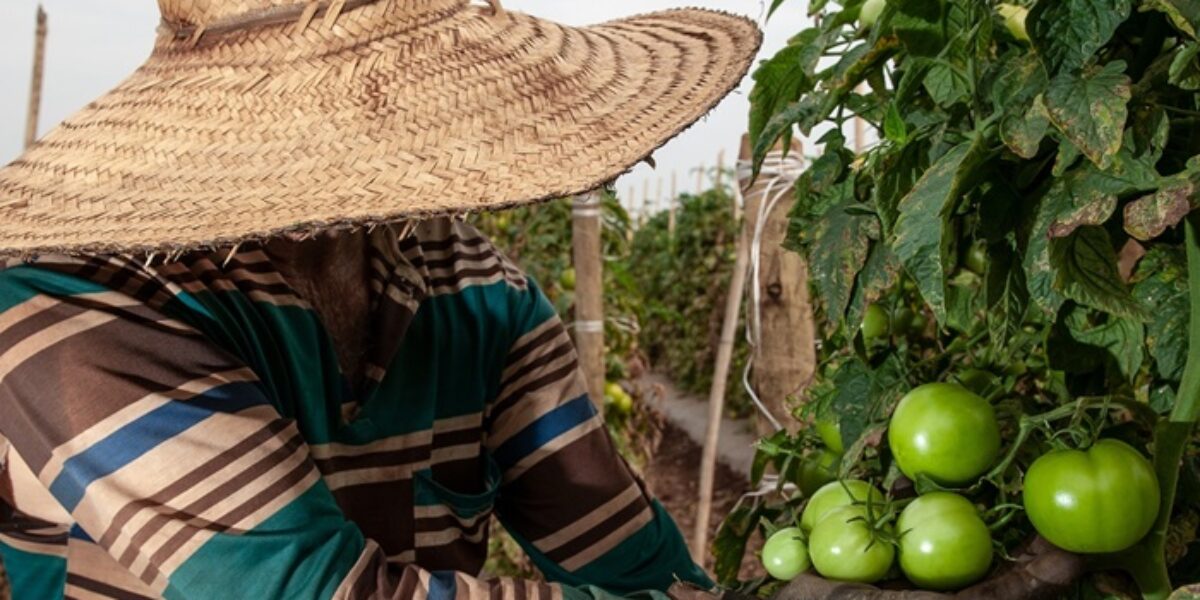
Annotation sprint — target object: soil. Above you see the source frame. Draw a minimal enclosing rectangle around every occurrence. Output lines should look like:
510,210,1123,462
643,419,766,582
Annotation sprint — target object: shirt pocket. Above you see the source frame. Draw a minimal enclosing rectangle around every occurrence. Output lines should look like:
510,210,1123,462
411,452,500,572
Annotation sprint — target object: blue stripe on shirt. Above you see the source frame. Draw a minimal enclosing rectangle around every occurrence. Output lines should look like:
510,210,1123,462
492,394,596,471
428,571,458,600
49,381,266,511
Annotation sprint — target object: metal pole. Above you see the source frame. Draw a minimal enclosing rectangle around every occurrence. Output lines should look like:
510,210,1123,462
24,6,48,149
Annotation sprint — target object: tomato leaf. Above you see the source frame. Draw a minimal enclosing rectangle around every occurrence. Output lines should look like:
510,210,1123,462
883,103,909,144
1042,61,1132,170
1050,226,1149,321
1049,304,1145,381
985,244,1030,353
892,139,981,322
1001,97,1051,159
1169,42,1200,90
1132,245,1191,381
807,192,877,325
1025,152,1157,316
1029,0,1132,74
712,499,766,586
847,242,903,329
1124,179,1196,241
1142,0,1200,39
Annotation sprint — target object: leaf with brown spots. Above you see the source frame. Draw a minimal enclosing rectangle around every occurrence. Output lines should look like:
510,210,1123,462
1043,61,1131,170
1124,179,1196,241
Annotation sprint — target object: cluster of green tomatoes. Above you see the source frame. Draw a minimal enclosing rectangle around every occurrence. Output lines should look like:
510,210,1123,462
760,382,1162,590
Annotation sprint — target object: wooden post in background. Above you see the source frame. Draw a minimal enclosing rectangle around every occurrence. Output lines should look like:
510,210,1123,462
740,135,815,437
715,149,726,190
24,6,47,149
640,179,650,226
572,193,605,413
655,178,663,218
668,171,678,237
695,165,704,194
692,173,753,560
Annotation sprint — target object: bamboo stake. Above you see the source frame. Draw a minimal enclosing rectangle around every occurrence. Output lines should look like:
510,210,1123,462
24,6,48,149
668,171,678,238
641,179,650,226
655,177,663,216
696,164,704,194
691,187,752,560
855,83,868,153
572,192,605,413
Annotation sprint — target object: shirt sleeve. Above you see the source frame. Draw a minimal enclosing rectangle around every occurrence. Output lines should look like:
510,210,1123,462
485,279,712,595
0,265,673,600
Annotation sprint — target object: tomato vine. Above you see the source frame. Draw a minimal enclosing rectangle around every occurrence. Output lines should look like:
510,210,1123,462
721,0,1200,596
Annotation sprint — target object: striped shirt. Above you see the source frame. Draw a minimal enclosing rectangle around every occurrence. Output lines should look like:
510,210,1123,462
0,219,708,599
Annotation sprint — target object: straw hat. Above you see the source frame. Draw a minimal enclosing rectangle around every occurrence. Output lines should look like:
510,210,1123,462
0,0,761,256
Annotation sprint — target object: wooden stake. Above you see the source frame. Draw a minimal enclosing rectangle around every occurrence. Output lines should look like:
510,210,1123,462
24,6,47,149
855,83,868,153
692,183,752,560
572,193,606,413
740,135,815,438
668,171,678,238
696,165,704,194
641,179,650,225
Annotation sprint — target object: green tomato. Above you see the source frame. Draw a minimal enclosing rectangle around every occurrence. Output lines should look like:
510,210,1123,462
797,449,840,497
997,4,1030,42
603,382,633,415
860,304,890,342
897,492,993,590
809,506,895,583
859,0,886,29
800,480,885,533
1023,439,1160,553
888,383,1000,486
964,244,988,275
762,527,811,581
816,418,844,454
559,267,576,291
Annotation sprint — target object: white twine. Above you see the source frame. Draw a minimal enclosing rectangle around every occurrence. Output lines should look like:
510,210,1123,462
573,320,604,333
735,151,807,433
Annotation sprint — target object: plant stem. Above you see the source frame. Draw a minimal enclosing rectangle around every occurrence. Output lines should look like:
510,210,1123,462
1130,212,1200,599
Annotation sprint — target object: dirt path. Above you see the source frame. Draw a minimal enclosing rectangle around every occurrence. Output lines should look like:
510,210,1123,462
644,420,765,581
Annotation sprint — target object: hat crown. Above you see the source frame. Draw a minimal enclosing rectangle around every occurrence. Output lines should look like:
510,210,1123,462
159,0,289,25
157,0,469,27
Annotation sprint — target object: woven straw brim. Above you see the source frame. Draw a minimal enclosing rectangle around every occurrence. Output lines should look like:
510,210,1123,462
0,3,761,256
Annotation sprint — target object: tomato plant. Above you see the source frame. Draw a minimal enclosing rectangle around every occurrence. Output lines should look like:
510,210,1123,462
896,492,994,590
716,0,1200,596
1023,438,1160,553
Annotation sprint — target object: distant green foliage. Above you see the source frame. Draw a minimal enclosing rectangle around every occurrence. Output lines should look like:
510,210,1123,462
629,189,754,419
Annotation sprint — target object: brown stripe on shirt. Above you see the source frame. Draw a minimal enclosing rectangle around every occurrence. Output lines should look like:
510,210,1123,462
496,426,640,543
331,480,415,557
0,314,250,474
98,418,293,551
114,425,306,568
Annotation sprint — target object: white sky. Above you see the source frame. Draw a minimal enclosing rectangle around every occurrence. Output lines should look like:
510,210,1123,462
0,1,813,214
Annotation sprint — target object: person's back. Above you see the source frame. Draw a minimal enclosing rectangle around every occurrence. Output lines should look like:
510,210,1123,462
0,218,712,598
0,0,760,595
